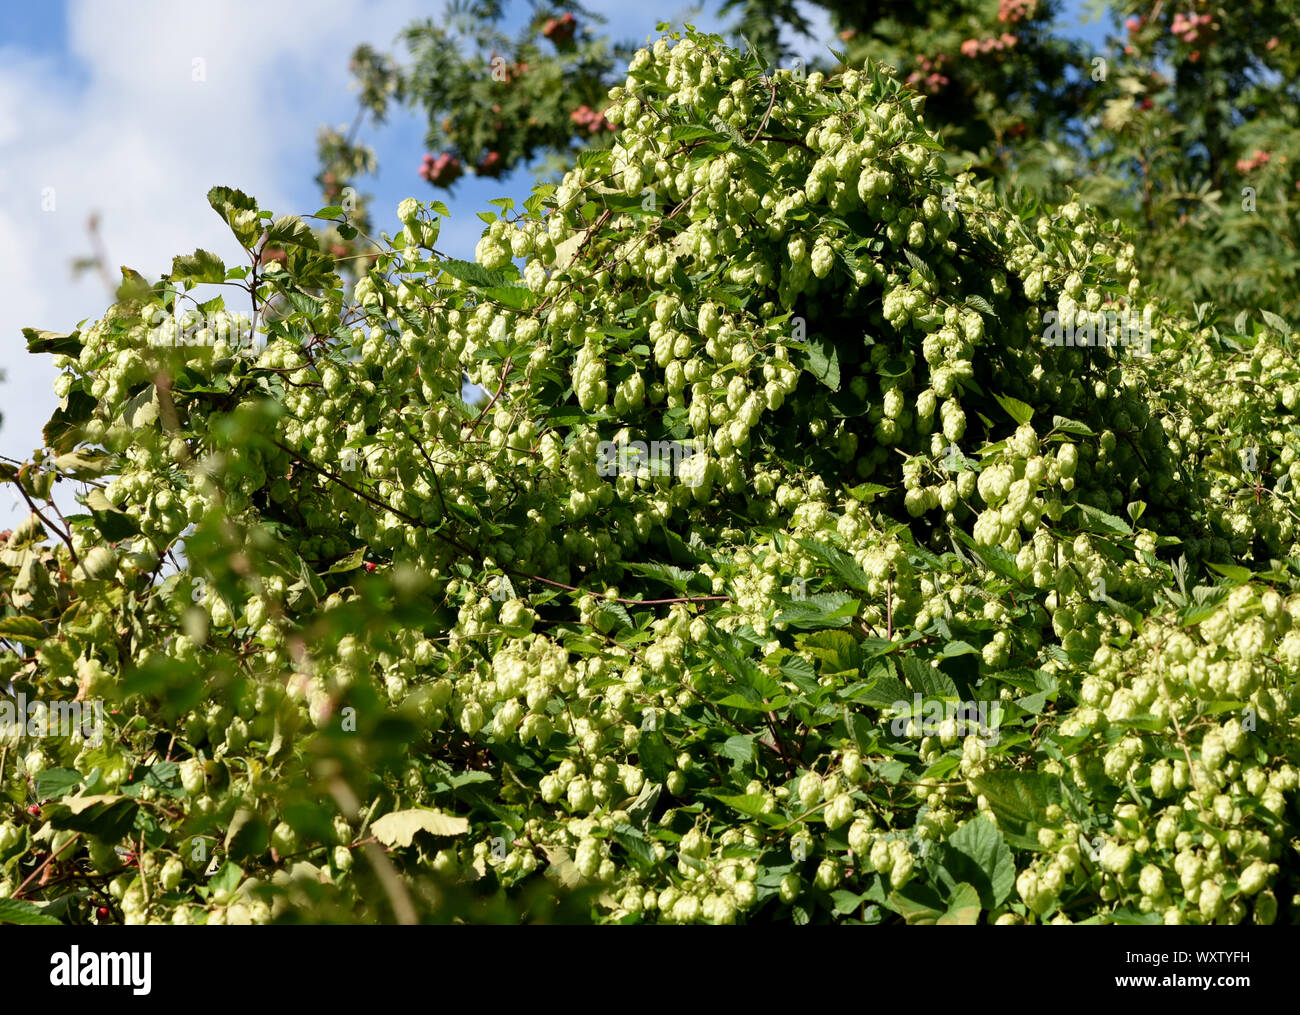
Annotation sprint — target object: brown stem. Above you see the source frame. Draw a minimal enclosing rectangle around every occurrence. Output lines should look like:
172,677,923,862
13,833,81,899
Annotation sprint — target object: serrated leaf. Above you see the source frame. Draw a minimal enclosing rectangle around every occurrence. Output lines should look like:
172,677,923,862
937,816,1014,910
595,599,634,632
799,630,860,674
887,880,945,924
771,591,858,630
845,483,889,501
0,898,62,926
611,824,655,868
207,185,260,246
120,383,159,429
993,392,1034,426
795,538,871,592
437,258,512,288
170,248,225,284
803,334,840,390
1051,415,1094,436
51,795,138,841
209,861,242,897
713,793,773,818
900,657,959,698
1072,501,1133,536
903,248,935,281
970,772,1061,847
542,844,584,889
265,215,317,249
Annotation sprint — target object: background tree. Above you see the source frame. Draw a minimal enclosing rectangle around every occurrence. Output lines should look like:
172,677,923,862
319,1,1300,318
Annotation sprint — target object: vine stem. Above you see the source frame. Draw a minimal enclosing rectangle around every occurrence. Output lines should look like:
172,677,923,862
13,833,81,900
12,482,78,566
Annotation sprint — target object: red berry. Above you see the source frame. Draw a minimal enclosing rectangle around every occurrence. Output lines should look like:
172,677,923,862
97,906,110,919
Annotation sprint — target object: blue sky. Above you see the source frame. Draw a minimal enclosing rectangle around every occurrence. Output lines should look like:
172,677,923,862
0,0,1111,526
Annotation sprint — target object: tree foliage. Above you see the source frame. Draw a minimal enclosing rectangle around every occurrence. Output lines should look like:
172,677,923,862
2,25,1299,926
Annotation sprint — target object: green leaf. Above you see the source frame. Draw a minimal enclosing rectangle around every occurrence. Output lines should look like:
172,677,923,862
830,889,867,916
265,215,317,249
223,806,269,861
936,882,982,924
49,795,138,841
637,731,675,783
207,186,261,246
1071,501,1133,536
170,249,225,284
611,824,656,869
0,616,48,646
937,816,1014,909
1051,415,1094,437
208,861,243,897
993,392,1034,426
23,328,83,357
325,546,368,574
0,898,62,926
971,772,1062,847
622,562,697,591
437,258,512,288
85,488,139,541
625,781,660,831
844,672,909,707
803,334,840,390
887,879,945,924
120,383,159,430
43,388,96,454
52,450,112,478
795,538,871,592
772,591,859,629
717,734,757,763
799,630,860,674
900,657,959,698
713,793,773,819
35,768,84,800
123,761,182,799
1206,562,1251,584
845,482,889,501
1261,309,1290,335
595,599,634,632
